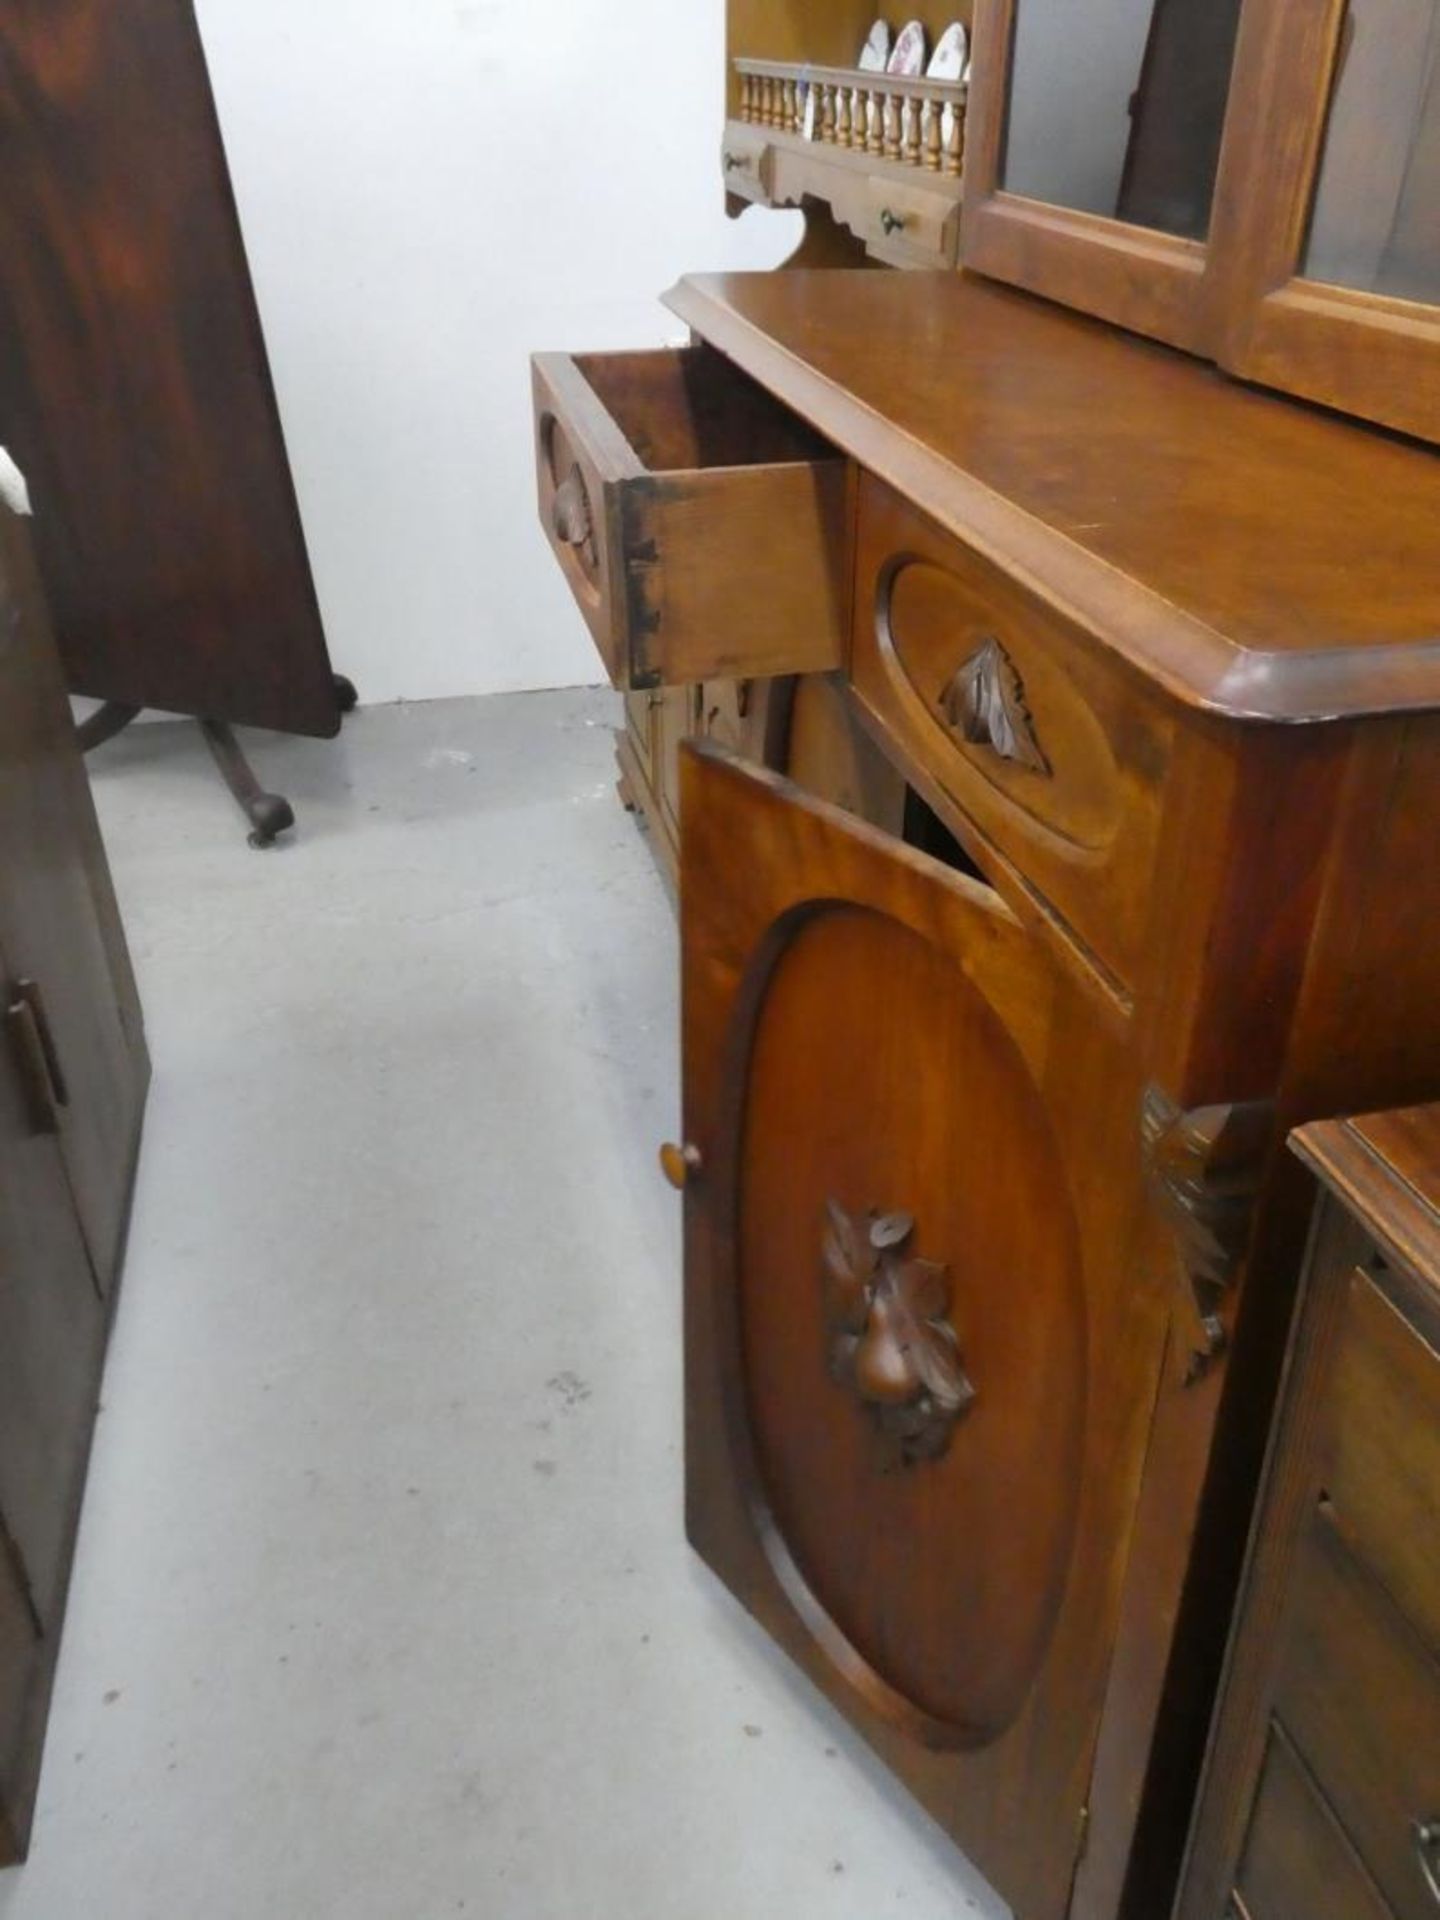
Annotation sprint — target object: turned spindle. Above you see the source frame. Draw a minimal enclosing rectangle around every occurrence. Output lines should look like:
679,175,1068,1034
835,85,851,145
851,86,868,149
944,100,964,175
822,83,837,142
902,94,921,165
867,88,884,153
922,97,941,170
883,90,901,160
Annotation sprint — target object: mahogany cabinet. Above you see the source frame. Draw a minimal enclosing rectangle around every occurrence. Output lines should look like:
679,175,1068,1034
531,261,1440,1919
1177,1106,1440,1920
0,501,150,1862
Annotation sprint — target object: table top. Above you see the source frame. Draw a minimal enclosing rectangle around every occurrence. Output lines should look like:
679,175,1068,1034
1294,1106,1440,1312
666,269,1440,723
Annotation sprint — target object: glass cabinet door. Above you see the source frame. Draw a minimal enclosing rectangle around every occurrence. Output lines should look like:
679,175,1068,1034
1304,0,1440,304
1005,0,1244,242
965,0,1246,350
1205,0,1440,442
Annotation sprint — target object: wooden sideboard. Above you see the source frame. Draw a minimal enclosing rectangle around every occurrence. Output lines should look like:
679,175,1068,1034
531,264,1440,1920
1177,1106,1440,1920
0,501,150,1862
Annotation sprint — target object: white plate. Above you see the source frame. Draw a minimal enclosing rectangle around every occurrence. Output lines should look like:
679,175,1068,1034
887,19,928,76
857,20,892,72
927,21,969,81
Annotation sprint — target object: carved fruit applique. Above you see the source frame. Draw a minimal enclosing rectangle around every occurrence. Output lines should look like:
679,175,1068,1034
822,1200,976,1473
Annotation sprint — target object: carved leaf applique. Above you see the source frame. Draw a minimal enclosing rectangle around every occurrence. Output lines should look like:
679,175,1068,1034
940,636,1051,777
821,1201,977,1472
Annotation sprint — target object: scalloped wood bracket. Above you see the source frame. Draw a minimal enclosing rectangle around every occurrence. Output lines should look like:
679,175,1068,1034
822,1200,976,1472
940,635,1052,776
1140,1086,1276,1386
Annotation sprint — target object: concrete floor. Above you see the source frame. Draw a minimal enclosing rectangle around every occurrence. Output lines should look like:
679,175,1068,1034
0,691,1006,1920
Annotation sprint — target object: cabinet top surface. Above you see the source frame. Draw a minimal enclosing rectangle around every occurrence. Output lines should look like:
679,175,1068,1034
665,270,1440,722
1295,1107,1440,1302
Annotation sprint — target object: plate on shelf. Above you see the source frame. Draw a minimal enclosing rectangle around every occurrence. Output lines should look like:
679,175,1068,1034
927,22,969,81
857,20,892,72
887,20,929,76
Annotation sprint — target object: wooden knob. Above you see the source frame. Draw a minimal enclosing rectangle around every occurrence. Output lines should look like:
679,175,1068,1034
660,1142,703,1190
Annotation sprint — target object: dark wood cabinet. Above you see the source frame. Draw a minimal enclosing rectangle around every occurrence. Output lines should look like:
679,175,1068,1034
1178,1106,1440,1920
0,501,149,1863
0,513,148,1292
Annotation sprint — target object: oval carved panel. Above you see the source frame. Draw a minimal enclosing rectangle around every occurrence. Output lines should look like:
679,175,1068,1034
538,411,602,597
736,904,1088,1746
880,555,1125,854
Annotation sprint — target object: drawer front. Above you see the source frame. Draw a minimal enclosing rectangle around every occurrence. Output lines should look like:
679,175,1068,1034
533,352,631,684
1236,1728,1392,1920
864,176,961,266
851,476,1174,996
532,347,848,691
720,125,772,199
1276,1521,1440,1920
1321,1263,1440,1650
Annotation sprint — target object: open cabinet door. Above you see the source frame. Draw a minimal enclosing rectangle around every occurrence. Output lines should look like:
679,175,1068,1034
678,744,1167,1920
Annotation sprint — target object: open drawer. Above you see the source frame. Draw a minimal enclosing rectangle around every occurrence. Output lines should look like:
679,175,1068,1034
531,344,849,689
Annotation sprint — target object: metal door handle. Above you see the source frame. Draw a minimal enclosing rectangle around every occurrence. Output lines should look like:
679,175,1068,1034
5,980,68,1135
1415,1819,1440,1906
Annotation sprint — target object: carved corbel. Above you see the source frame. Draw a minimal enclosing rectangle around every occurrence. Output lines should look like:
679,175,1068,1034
822,1200,976,1472
1140,1087,1275,1386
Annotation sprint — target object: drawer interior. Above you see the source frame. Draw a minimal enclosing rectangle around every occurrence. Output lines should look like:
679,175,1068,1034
570,345,835,475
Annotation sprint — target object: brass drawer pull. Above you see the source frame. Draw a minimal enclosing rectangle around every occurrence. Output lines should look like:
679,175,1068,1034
5,979,69,1136
879,207,907,236
723,151,749,172
1416,1819,1440,1906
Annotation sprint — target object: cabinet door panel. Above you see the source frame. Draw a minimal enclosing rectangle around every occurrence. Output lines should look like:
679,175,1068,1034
679,743,1166,1920
0,509,148,1291
0,1514,41,1866
0,931,107,1631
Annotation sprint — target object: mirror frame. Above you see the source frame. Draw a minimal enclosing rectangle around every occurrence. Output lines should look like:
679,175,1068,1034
962,0,1221,352
1204,0,1440,444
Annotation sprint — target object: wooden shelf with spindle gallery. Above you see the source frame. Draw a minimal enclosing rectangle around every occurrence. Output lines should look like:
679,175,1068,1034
725,55,967,268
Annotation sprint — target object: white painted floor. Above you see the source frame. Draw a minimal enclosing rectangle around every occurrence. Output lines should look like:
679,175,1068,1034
0,691,1005,1920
